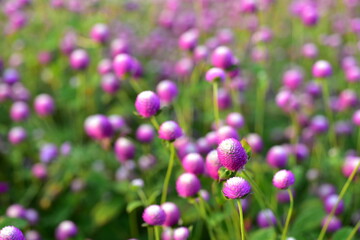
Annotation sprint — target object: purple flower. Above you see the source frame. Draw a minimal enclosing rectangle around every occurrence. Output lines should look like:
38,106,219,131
114,137,135,162
321,216,342,233
245,133,263,153
69,49,89,70
55,220,77,240
211,46,234,69
173,227,190,240
176,173,201,197
25,230,41,240
282,69,303,90
6,204,26,219
90,23,109,44
222,177,251,199
205,68,226,83
10,101,29,122
34,94,55,117
257,209,277,228
135,91,160,118
0,226,25,240
272,169,295,189
161,202,181,227
216,126,239,144
142,205,166,226
178,29,198,51
158,121,182,141
182,153,205,175
312,60,332,78
112,53,134,78
40,143,58,164
217,138,248,172
101,74,121,94
32,163,48,179
84,114,113,140
205,150,222,180
266,146,289,168
3,68,20,85
324,194,344,215
226,112,245,129
156,80,178,104
136,124,155,143
8,127,27,145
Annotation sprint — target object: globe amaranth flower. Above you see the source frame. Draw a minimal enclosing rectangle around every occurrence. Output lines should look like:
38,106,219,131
312,60,332,78
217,138,248,172
135,91,160,118
257,209,277,228
114,137,135,162
84,114,113,140
55,220,77,240
34,94,55,117
205,67,226,83
161,202,181,227
222,177,251,199
173,227,190,240
176,173,201,197
0,226,25,240
142,205,166,226
158,121,182,141
272,169,295,189
181,153,205,175
205,150,222,180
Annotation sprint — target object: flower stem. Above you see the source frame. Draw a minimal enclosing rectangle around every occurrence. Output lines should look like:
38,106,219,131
237,200,246,240
197,198,216,240
161,143,175,204
213,81,220,128
281,189,294,240
318,160,360,240
150,116,160,131
154,226,160,240
346,221,360,240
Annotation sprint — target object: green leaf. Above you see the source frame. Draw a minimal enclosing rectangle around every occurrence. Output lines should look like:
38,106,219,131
241,139,252,161
332,227,353,240
0,217,28,230
249,227,276,240
126,201,143,213
91,198,124,227
147,190,161,204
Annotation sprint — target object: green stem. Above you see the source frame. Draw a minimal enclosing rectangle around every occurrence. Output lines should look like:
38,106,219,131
318,161,360,240
154,226,160,240
213,81,220,128
150,116,160,131
197,198,216,240
237,200,246,240
346,221,360,240
281,189,294,240
161,144,175,204
357,128,360,152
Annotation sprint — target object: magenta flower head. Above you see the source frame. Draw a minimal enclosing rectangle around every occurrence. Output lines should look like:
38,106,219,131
324,194,344,215
282,69,303,90
10,101,29,122
90,23,109,44
239,0,257,13
302,43,318,59
176,173,201,197
109,115,126,132
245,133,263,153
178,28,198,51
312,60,332,78
317,183,337,200
205,150,222,180
40,143,58,164
222,177,251,199
352,110,360,126
0,226,25,240
182,153,205,175
136,124,155,143
216,126,239,144
161,202,181,227
8,127,27,145
55,220,77,240
310,115,329,133
3,68,20,85
34,94,55,117
142,205,166,226
84,114,113,140
31,163,47,180
266,146,289,168
114,137,135,162
6,204,26,219
194,45,208,62
300,6,318,26
345,66,360,83
25,208,39,225
217,138,247,171
112,53,134,78
110,38,130,57
69,49,90,70
173,227,190,240
135,91,160,118
205,67,226,83
97,58,112,75
342,157,360,177
25,230,41,240
211,46,234,69
158,121,182,141
139,154,157,170
156,80,178,104
101,74,121,94
226,112,245,129
257,209,277,228
272,169,295,189
321,216,342,233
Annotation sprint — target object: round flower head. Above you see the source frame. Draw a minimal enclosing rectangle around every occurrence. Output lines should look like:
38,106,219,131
216,126,239,144
194,45,208,62
282,69,303,90
158,121,182,141
222,177,251,199
55,220,77,240
114,137,135,162
135,91,160,118
205,67,226,83
6,204,26,219
90,23,109,44
178,29,198,51
302,43,318,59
342,157,360,177
101,74,121,94
324,194,344,215
312,60,332,78
196,137,212,155
0,84,12,101
205,150,222,180
161,202,181,227
142,205,166,226
352,110,360,126
182,153,205,175
84,114,113,140
110,38,130,57
60,142,72,156
266,146,289,168
272,169,295,189
34,94,55,117
321,216,342,233
345,66,360,83
25,230,41,240
0,226,25,240
8,127,27,145
10,101,29,122
136,124,155,143
217,138,247,171
32,163,47,180
310,115,329,133
3,68,20,85
218,88,232,110
257,209,277,228
293,143,309,162
277,189,295,203
317,183,337,200
162,228,173,240
108,115,126,132
69,49,90,70
40,143,58,164
226,112,245,129
245,133,263,153
240,0,257,13
25,208,39,225
97,58,112,75
156,80,178,104
175,58,194,77
176,173,201,197
112,53,134,78
138,154,157,171
301,6,318,26
211,46,234,69
173,227,190,240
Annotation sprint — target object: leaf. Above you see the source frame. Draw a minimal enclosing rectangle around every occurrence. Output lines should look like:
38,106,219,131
147,190,161,204
91,198,124,227
0,217,28,230
126,201,143,213
249,227,276,240
332,227,353,240
241,139,252,160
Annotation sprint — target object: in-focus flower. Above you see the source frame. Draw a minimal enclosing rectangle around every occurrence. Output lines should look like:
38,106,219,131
161,202,181,227
217,138,248,171
0,226,25,240
222,177,251,199
142,205,166,226
135,91,160,118
272,169,295,189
